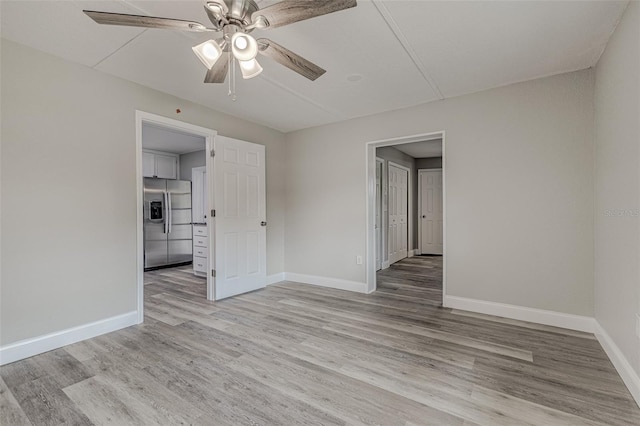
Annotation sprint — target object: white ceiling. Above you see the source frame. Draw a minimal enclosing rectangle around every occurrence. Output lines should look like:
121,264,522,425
393,139,442,159
0,0,628,133
143,123,206,154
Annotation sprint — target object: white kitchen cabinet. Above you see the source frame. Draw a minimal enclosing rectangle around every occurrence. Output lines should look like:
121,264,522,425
193,224,208,277
142,152,156,177
155,154,177,179
142,151,178,179
191,166,208,224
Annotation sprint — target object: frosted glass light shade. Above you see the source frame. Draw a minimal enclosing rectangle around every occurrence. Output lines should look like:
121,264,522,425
231,33,258,61
239,59,263,79
192,40,222,69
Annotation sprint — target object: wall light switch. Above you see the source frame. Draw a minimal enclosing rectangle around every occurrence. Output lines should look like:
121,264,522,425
356,256,363,265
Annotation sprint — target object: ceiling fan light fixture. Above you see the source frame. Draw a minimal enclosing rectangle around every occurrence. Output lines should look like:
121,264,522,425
235,36,247,50
231,32,258,61
238,58,263,79
192,39,222,69
84,0,358,95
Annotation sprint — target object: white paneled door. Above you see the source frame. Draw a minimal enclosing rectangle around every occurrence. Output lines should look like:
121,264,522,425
419,169,443,255
213,136,266,300
388,163,408,265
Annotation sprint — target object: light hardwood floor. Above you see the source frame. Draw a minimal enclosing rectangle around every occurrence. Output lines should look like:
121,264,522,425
2,256,640,425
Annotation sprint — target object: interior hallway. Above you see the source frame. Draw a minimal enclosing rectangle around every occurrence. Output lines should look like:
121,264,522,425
1,259,639,425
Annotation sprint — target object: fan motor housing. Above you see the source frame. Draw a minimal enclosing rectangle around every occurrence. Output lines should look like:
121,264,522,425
208,0,259,26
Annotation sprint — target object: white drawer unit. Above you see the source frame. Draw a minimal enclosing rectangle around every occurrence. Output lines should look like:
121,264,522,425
192,224,208,277
194,226,208,237
193,236,207,248
193,256,207,273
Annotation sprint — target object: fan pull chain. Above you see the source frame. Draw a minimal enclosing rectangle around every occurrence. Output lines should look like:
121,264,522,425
228,54,237,102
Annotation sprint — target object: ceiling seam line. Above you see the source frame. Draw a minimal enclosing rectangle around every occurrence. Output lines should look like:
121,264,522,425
371,0,445,100
258,74,344,119
91,29,148,69
77,0,152,69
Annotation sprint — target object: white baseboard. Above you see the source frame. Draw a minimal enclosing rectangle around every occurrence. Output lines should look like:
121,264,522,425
381,261,390,270
285,272,368,293
408,250,416,257
443,295,596,333
0,311,138,366
266,273,285,286
594,322,640,407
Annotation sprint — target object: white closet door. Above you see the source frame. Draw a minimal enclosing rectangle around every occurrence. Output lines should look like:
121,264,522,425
388,163,408,265
419,170,443,255
213,136,266,300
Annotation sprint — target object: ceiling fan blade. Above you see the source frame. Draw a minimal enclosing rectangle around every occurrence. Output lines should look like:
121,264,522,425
83,10,211,32
258,39,325,81
204,52,230,83
252,0,357,29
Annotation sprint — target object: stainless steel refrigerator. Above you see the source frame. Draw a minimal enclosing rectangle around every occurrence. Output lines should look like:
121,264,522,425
144,178,193,270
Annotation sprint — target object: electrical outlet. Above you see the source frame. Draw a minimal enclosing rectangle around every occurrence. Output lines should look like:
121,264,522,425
356,256,363,265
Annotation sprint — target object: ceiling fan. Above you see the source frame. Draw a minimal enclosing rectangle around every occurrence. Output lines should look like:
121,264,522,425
84,0,357,97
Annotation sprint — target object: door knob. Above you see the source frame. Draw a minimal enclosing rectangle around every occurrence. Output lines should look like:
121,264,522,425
261,221,267,227
422,215,426,218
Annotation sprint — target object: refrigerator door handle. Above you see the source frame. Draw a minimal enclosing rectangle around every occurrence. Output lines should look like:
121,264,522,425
163,192,169,234
168,192,173,234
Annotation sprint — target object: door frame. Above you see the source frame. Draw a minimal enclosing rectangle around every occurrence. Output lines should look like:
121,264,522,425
365,131,446,299
375,157,385,271
417,168,443,255
135,111,217,324
386,160,411,265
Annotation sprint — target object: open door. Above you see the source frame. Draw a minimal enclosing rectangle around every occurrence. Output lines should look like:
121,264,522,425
212,136,267,300
388,162,409,264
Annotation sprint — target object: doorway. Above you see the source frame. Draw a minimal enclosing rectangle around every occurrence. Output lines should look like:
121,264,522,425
135,111,216,324
366,132,446,300
418,169,443,255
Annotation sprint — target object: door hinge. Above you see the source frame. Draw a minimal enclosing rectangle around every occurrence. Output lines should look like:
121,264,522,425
210,149,215,158
212,269,216,277
211,209,216,218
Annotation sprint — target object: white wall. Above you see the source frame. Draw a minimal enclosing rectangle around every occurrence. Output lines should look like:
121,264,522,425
594,1,640,377
179,150,206,181
0,39,286,346
285,69,595,316
416,157,443,169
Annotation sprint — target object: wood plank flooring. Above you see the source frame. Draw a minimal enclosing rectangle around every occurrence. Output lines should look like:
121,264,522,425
2,256,640,425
